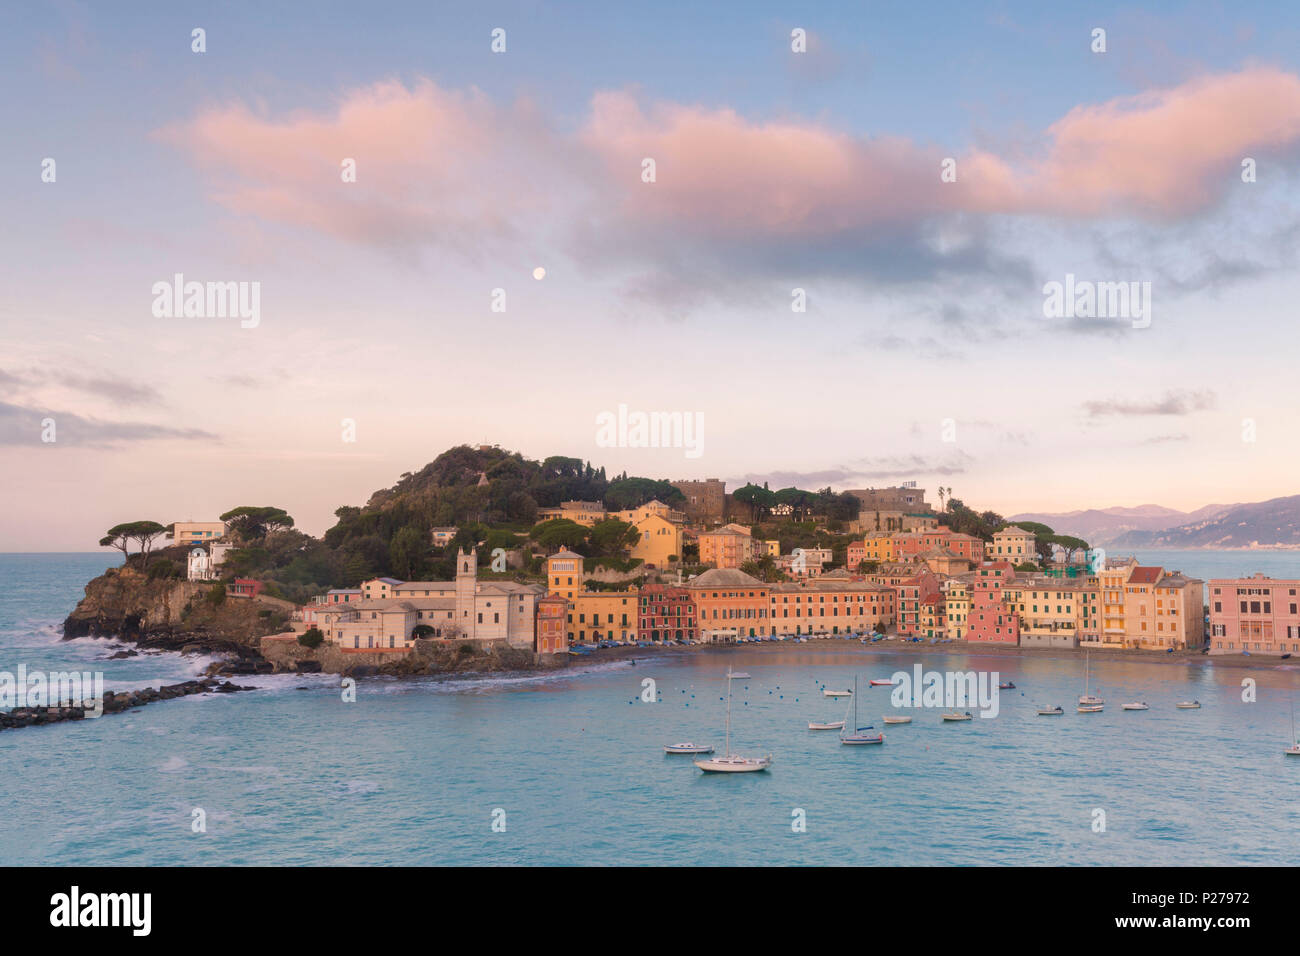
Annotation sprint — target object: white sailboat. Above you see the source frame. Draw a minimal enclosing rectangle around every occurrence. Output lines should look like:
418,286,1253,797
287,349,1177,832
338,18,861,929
1286,698,1300,756
694,668,772,773
840,676,884,744
1078,648,1104,708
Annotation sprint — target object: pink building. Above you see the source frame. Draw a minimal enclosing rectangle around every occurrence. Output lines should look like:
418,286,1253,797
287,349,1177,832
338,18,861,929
1208,574,1300,655
967,562,1020,644
895,568,940,637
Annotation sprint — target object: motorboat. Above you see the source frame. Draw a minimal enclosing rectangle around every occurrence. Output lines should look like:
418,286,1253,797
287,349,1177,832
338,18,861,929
882,715,912,724
941,712,973,721
1121,702,1150,711
1176,700,1201,709
664,742,714,754
1036,705,1064,715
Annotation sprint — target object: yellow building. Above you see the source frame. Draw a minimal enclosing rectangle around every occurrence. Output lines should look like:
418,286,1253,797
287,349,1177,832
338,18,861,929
547,549,639,642
990,526,1037,565
1005,576,1084,647
629,513,682,569
610,499,686,525
1096,560,1204,650
536,501,607,527
547,549,584,602
863,533,897,563
572,590,639,642
172,521,225,545
944,578,972,640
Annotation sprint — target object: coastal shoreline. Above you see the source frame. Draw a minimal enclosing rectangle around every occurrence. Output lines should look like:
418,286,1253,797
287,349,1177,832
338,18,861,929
576,637,1299,671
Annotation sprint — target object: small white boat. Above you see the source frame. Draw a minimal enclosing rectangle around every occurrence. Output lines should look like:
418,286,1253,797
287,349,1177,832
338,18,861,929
882,715,912,724
1176,700,1201,709
1286,746,1300,757
869,678,895,687
664,742,714,754
823,688,852,698
729,672,751,680
807,720,845,730
1078,703,1104,713
1036,705,1064,715
941,712,973,722
1121,702,1149,711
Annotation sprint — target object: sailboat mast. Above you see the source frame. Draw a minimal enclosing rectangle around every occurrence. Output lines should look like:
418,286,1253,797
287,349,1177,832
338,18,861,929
724,670,732,757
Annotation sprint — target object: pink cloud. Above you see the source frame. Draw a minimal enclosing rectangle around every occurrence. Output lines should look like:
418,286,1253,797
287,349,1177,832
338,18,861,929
584,67,1300,232
156,79,581,252
159,67,1300,253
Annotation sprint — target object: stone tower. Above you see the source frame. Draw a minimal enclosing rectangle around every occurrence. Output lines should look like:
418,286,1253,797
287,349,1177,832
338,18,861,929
456,547,478,639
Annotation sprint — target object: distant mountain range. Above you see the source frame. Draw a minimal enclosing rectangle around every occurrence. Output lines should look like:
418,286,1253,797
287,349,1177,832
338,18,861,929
1009,497,1300,548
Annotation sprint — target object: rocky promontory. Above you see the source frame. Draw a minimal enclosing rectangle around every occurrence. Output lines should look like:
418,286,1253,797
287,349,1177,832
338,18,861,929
62,562,293,665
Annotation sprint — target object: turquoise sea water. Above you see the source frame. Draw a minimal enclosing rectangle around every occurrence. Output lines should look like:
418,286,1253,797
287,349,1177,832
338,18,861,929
2,552,1300,866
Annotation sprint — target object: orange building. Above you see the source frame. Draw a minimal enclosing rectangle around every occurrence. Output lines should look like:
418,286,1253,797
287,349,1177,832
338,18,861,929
768,580,895,636
535,594,569,654
688,568,770,641
698,527,758,569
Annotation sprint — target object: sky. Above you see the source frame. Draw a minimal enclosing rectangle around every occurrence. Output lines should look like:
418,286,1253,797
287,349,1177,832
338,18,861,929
3,0,1300,551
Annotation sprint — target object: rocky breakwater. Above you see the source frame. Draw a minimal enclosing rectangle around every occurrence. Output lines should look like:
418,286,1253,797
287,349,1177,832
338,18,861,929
0,677,253,733
62,562,291,670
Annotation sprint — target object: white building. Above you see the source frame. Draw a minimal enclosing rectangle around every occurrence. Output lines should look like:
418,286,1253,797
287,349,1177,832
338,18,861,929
310,549,543,651
187,542,232,581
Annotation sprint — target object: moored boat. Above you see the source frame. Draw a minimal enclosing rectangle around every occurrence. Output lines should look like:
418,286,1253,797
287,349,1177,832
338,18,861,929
941,711,973,721
664,742,714,754
869,678,895,686
1121,702,1149,711
1078,703,1104,713
1078,649,1104,706
823,688,852,698
882,715,912,724
1036,705,1064,715
1176,700,1201,709
807,720,845,730
694,754,772,772
840,677,885,744
695,668,771,773
999,681,1016,690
